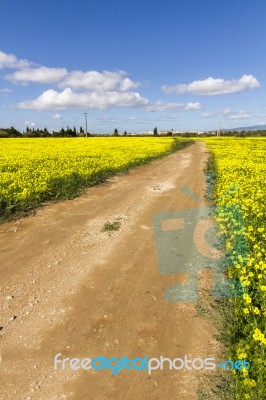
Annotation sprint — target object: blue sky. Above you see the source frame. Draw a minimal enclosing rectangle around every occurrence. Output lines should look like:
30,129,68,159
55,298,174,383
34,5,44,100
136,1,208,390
1,0,266,133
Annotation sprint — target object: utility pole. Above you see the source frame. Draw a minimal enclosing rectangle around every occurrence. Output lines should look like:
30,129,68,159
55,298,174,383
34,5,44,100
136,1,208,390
217,122,221,137
84,112,88,138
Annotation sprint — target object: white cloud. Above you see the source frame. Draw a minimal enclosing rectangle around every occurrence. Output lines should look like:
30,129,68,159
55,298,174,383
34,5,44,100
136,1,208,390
0,88,12,94
7,67,68,84
184,102,202,110
119,77,140,91
52,113,62,120
60,70,121,90
222,108,252,119
146,101,202,112
1,50,141,92
0,50,30,69
96,116,118,124
0,50,210,115
201,109,252,119
17,88,149,110
162,75,260,96
59,70,140,91
201,111,218,118
24,120,36,127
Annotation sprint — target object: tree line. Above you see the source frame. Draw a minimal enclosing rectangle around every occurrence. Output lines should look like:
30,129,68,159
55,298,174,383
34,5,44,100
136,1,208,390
1,126,266,138
0,126,89,138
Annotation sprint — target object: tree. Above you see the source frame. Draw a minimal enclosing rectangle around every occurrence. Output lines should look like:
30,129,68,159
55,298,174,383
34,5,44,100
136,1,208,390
43,127,49,136
5,126,22,137
24,130,40,137
80,126,84,134
153,126,158,135
123,130,127,136
0,130,9,138
113,128,119,136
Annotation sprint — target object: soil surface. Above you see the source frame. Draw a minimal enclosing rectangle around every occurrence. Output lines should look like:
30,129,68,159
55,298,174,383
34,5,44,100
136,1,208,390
0,141,220,400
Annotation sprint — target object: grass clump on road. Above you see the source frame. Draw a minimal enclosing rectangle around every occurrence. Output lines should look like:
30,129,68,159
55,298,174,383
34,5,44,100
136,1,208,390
102,221,121,232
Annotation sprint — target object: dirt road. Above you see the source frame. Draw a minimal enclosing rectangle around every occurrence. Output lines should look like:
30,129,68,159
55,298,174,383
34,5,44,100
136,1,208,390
0,141,220,400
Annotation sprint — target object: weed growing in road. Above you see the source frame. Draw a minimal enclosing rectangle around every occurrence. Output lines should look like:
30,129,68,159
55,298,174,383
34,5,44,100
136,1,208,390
102,221,121,232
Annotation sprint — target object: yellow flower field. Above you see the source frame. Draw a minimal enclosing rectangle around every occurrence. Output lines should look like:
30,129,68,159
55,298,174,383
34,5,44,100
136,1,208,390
0,137,186,217
203,137,266,399
1,135,265,397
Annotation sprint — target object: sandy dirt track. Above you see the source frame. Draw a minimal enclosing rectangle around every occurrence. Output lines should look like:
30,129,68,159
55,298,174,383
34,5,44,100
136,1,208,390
0,141,220,400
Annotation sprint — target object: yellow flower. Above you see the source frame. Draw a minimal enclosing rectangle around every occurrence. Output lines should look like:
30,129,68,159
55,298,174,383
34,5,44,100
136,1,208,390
253,328,265,341
237,351,247,359
243,294,252,304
